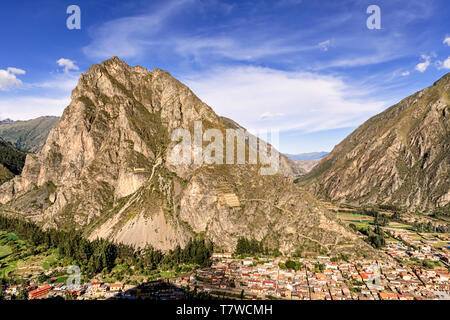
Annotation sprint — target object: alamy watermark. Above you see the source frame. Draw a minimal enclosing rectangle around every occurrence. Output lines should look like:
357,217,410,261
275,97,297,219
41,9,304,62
66,5,81,30
366,5,381,30
66,265,81,290
168,121,280,175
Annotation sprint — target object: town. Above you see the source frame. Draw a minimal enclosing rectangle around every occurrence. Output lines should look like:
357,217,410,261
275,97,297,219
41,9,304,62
1,229,448,300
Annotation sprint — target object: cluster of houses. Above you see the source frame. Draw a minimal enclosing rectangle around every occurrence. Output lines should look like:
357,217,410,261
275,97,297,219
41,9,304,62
181,242,449,300
5,279,187,300
1,231,448,301
2,281,125,300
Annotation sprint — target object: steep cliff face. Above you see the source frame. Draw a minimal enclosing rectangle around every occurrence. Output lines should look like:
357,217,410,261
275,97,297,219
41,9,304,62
0,57,371,256
301,73,450,213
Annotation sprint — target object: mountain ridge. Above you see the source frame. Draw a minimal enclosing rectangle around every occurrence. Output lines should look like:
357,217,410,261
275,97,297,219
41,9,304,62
299,72,450,213
0,57,371,257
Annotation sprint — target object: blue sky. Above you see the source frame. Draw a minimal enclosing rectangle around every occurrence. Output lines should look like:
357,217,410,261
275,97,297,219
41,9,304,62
0,0,449,153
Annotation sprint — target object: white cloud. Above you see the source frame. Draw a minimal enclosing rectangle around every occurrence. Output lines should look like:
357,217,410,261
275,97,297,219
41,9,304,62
184,66,388,133
0,96,69,120
7,67,26,75
415,55,431,73
442,57,450,70
0,71,77,120
57,58,79,73
0,67,26,91
444,36,450,46
401,71,410,76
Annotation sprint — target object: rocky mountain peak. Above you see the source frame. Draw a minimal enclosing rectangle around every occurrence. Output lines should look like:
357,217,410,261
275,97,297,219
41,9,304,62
0,57,373,257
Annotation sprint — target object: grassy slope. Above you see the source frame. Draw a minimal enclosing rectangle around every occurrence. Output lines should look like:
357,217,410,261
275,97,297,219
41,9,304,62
0,116,59,152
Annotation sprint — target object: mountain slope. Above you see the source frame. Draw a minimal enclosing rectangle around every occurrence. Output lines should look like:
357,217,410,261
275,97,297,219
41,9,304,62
0,116,60,152
0,138,26,185
294,159,321,173
220,116,306,177
300,73,450,213
0,163,14,185
0,57,372,257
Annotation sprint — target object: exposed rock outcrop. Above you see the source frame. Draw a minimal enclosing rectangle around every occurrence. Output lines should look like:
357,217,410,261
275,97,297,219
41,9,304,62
0,57,372,256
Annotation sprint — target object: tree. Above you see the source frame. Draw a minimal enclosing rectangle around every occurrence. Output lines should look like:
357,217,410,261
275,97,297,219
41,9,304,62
285,260,296,270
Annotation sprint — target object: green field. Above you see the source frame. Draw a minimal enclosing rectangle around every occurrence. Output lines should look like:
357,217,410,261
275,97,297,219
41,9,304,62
42,255,59,270
0,230,66,280
336,212,414,230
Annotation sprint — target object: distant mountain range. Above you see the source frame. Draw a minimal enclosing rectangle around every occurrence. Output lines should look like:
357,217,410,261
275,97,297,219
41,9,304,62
0,116,60,152
285,152,329,161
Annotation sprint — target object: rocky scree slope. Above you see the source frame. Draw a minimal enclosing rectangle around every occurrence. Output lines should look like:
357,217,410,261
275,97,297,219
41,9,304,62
0,57,372,256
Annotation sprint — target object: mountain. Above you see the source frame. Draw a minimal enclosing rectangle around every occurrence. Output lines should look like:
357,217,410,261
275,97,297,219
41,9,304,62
0,138,26,185
0,57,372,257
0,116,60,152
220,116,306,177
284,152,329,173
299,73,450,213
294,159,321,173
285,152,329,161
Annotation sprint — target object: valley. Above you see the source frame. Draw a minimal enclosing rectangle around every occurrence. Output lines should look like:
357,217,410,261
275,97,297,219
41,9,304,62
0,58,448,301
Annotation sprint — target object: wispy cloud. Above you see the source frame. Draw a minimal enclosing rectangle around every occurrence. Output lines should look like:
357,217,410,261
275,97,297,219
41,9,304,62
0,96,69,120
260,112,285,120
0,69,77,119
184,66,388,133
83,0,194,59
318,40,331,52
81,0,416,71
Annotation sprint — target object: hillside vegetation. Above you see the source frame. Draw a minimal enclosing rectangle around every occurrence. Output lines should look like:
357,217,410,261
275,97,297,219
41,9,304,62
0,116,59,152
0,138,26,185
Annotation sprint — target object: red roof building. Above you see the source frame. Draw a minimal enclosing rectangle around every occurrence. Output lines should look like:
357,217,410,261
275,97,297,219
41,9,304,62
29,285,51,300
